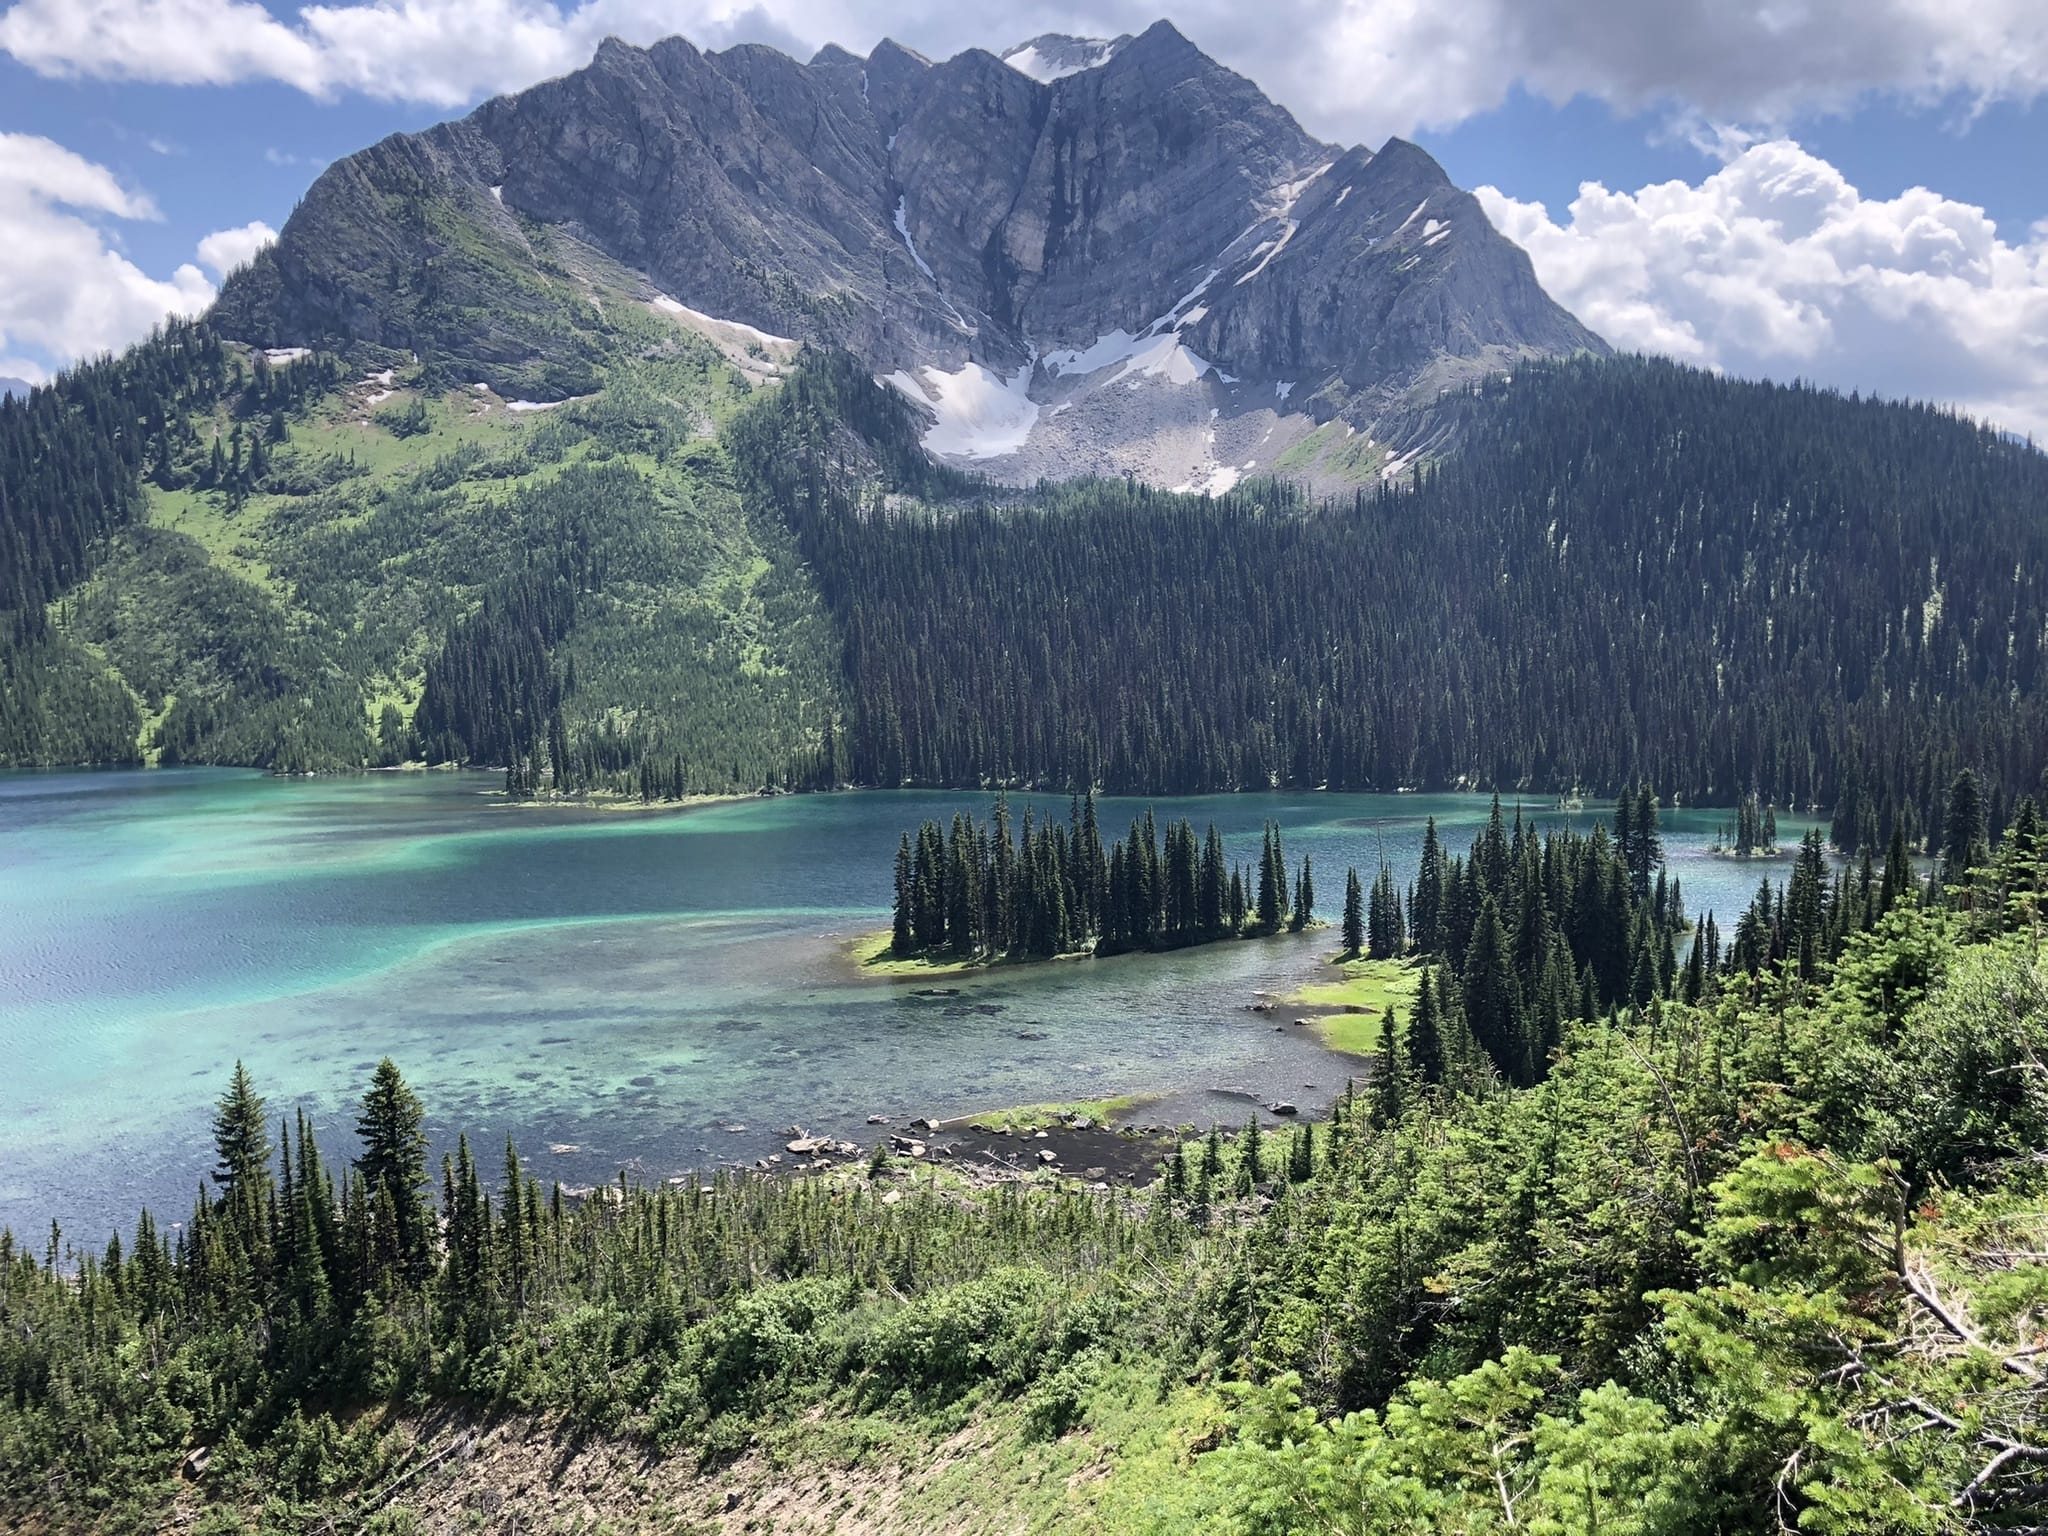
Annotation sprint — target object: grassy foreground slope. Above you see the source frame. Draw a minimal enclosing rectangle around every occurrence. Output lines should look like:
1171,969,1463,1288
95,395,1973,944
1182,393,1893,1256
6,824,2047,1532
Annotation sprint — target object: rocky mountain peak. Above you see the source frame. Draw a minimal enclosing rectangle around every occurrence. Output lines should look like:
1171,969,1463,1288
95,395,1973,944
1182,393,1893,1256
213,21,1606,492
999,33,1129,82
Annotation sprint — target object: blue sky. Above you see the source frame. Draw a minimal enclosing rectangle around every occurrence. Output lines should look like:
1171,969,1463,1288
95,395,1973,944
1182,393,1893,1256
1,1,2044,434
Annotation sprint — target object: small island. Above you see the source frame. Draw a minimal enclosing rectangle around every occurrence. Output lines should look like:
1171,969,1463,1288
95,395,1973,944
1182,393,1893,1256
882,793,1320,966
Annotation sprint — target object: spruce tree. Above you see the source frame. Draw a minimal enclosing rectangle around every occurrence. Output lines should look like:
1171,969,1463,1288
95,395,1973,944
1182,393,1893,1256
1942,768,1988,889
354,1058,432,1286
1408,967,1445,1086
1462,898,1525,1084
1880,821,1915,916
891,834,915,955
1290,855,1314,932
1370,1006,1408,1128
210,1061,271,1205
1412,818,1445,953
1256,825,1282,933
1342,867,1365,957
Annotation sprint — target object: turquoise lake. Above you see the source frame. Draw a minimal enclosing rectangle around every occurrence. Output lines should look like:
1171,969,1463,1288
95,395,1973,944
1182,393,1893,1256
0,770,1819,1244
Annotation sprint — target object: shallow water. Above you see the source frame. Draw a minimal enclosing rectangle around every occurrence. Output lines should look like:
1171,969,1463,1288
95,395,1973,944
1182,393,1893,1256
0,770,1816,1243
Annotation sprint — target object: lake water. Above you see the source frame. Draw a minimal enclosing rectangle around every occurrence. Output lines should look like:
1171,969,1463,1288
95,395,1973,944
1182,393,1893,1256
0,770,1817,1244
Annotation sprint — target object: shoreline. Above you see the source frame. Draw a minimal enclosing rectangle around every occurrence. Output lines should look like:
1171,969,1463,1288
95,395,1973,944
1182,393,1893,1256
15,760,1817,822
496,789,747,815
1272,953,1424,1057
832,920,1335,986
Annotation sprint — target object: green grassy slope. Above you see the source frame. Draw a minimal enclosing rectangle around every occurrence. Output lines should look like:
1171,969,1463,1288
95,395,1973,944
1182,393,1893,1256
23,240,841,785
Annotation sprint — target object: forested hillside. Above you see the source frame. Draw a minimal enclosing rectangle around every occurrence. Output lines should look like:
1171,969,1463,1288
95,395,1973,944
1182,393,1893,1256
6,796,2045,1531
748,355,2048,844
4,332,2044,846
0,280,843,786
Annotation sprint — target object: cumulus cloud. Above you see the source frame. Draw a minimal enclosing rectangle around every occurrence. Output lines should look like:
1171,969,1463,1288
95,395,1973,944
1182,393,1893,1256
1478,141,2048,438
195,219,277,277
2,0,2046,141
0,133,216,367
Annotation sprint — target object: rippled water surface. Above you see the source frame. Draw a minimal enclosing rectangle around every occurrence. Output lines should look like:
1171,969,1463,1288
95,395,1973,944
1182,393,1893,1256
0,770,1816,1242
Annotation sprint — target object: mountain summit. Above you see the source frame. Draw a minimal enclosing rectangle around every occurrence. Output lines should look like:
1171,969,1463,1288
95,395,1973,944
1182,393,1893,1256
999,33,1130,81
215,20,1603,488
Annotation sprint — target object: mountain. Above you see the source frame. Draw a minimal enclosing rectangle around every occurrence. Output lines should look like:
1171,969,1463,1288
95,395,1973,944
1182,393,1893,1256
0,377,30,400
213,19,1602,489
3,22,2044,842
999,32,1131,81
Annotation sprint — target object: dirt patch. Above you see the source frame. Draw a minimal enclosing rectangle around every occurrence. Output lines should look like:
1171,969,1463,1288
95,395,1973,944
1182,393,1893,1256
271,1407,1043,1536
930,1120,1177,1184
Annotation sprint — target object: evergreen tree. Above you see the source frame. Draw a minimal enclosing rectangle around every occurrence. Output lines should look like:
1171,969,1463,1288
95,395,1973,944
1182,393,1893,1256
890,834,914,956
1342,867,1365,957
1407,967,1446,1086
355,1058,432,1285
1942,767,1988,889
1462,898,1526,1084
210,1060,271,1205
1256,825,1283,933
1290,855,1314,932
1370,1007,1408,1128
1411,818,1445,953
1880,821,1915,916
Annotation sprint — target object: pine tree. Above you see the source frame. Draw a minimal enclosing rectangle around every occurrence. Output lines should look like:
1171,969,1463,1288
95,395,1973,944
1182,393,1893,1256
354,1058,432,1286
1342,867,1365,957
1462,898,1526,1084
1681,918,1707,1002
1236,1118,1264,1194
1880,821,1915,916
891,834,914,955
1370,1006,1408,1128
1942,768,1988,889
210,1061,271,1206
1256,825,1282,933
1408,966,1446,1086
1412,817,1445,953
1290,855,1314,932
1199,824,1226,938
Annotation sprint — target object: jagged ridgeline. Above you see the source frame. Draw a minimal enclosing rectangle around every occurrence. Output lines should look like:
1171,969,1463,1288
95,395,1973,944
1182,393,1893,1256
3,338,2046,829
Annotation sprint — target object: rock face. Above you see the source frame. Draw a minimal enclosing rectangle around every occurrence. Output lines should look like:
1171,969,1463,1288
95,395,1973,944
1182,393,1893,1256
214,20,1605,489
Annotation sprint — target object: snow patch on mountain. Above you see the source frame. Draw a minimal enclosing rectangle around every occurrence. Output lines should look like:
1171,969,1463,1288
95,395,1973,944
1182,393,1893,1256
1393,199,1433,238
650,293,797,383
893,198,935,281
1235,164,1331,286
1001,34,1123,83
1043,329,1212,387
650,293,793,348
886,361,1039,459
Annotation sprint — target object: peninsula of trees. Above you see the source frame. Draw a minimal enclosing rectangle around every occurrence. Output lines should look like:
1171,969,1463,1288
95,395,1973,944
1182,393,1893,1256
888,795,1316,962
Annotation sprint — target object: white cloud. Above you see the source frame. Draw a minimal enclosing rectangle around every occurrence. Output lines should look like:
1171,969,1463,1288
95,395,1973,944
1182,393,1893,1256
0,133,215,368
1478,140,2048,438
2,0,2047,141
195,219,277,277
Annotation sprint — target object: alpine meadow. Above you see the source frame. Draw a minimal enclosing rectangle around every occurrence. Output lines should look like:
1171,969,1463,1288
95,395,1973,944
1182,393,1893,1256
3,13,2048,1535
